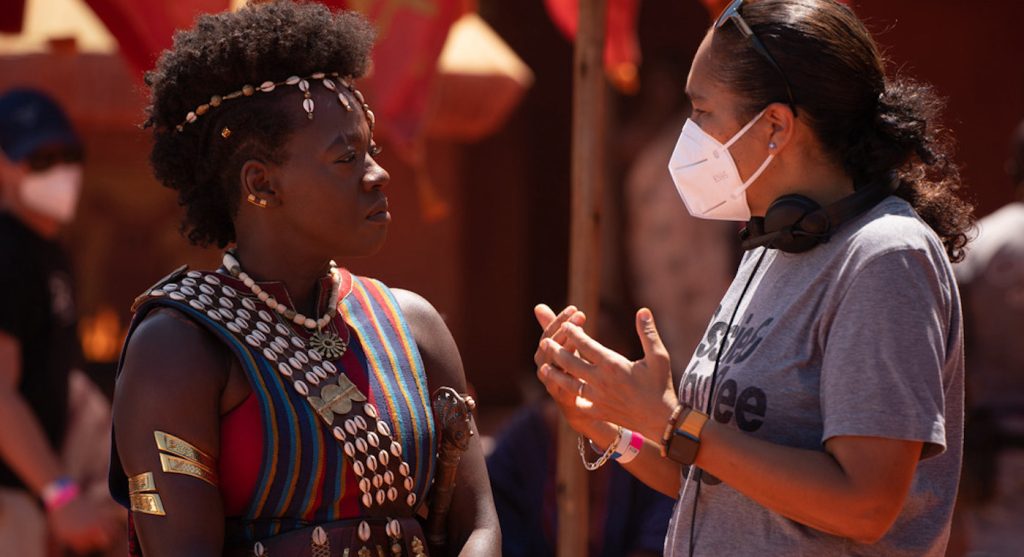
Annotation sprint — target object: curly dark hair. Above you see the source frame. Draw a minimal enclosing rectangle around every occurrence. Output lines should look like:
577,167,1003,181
710,0,975,262
144,1,376,248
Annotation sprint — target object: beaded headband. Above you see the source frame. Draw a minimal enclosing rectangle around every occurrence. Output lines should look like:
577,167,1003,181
174,71,375,134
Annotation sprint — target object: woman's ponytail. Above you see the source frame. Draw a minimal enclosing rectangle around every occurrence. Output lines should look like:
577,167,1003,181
846,77,973,262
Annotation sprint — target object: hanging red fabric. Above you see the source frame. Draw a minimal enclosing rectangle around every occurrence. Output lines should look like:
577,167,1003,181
322,0,465,154
543,0,641,93
84,0,463,156
83,0,230,78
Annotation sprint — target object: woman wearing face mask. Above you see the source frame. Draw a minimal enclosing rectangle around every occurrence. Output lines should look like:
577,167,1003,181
108,4,498,556
536,0,973,555
0,89,125,555
0,90,85,234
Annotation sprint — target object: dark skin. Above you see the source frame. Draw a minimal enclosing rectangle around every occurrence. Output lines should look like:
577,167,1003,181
113,86,500,556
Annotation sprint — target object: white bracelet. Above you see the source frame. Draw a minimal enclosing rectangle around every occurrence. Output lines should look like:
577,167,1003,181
611,428,643,464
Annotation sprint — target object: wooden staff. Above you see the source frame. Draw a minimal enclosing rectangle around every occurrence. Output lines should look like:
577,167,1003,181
557,0,607,556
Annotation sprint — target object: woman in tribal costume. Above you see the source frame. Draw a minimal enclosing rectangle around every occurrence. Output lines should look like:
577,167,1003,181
107,3,499,556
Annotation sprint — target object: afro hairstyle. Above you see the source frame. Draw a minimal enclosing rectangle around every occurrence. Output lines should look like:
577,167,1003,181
145,1,376,248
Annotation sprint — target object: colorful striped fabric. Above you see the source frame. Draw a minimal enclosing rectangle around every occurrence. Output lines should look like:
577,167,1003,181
112,268,438,545
340,276,438,505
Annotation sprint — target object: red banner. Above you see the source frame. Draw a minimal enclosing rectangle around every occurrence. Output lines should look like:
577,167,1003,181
544,0,641,93
324,0,465,153
85,0,462,154
84,0,229,78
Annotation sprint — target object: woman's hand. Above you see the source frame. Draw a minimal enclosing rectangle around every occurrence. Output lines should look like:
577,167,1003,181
532,304,586,368
536,308,678,443
534,304,616,444
534,305,686,500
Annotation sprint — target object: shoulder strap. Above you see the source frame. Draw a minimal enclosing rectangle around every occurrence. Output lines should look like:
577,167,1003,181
130,265,188,312
340,276,437,508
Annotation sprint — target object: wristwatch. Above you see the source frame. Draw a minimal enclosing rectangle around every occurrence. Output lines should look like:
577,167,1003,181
666,408,709,465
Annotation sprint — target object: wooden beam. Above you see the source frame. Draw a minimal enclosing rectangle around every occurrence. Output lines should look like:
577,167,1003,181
557,0,606,555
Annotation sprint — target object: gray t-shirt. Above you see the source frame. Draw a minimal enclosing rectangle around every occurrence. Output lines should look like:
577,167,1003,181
665,197,965,556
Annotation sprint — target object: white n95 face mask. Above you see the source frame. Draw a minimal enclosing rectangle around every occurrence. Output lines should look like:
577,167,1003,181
667,109,774,221
19,163,83,224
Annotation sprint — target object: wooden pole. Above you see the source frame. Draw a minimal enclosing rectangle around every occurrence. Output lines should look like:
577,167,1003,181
557,0,606,556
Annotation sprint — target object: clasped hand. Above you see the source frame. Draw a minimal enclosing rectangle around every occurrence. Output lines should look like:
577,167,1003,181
533,304,678,442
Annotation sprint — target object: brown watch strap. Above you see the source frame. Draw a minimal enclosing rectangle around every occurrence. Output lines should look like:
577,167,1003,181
666,409,709,465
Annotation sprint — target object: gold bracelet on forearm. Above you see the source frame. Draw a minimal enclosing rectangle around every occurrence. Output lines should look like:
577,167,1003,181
128,471,165,516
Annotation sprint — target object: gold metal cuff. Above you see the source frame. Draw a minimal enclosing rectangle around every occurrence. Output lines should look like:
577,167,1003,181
160,453,219,487
154,431,216,470
128,471,157,495
130,492,166,516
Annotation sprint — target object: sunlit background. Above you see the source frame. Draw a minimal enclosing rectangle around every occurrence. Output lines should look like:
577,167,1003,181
3,0,1023,554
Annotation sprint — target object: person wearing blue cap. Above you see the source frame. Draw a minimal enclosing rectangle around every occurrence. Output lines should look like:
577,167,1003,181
0,88,120,555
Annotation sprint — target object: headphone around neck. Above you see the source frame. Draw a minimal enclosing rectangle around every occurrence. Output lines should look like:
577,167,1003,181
739,175,899,253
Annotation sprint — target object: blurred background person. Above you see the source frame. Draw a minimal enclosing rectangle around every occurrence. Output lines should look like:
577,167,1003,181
0,88,121,555
953,118,1024,556
488,396,674,557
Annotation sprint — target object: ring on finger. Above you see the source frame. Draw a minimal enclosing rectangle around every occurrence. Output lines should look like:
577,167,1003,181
577,381,585,400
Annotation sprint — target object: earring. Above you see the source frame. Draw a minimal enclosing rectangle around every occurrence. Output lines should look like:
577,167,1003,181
768,141,777,150
247,194,268,208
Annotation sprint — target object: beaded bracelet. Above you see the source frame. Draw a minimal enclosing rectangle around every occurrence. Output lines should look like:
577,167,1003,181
577,426,623,471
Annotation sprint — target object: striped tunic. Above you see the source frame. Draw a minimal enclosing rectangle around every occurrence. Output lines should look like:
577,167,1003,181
109,266,438,547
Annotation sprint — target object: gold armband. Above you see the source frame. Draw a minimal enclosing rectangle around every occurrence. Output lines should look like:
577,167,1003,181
130,493,166,516
155,431,216,470
154,431,219,487
159,453,219,487
128,472,166,516
128,471,157,494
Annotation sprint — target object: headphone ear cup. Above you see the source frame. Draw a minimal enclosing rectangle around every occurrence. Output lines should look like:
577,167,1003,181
763,194,825,253
763,194,820,232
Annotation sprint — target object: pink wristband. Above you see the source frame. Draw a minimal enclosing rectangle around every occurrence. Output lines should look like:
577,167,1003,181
620,430,643,464
610,429,643,464
41,477,79,512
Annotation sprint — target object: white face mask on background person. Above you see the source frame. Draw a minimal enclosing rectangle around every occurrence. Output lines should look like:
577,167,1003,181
667,108,774,222
19,163,83,224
